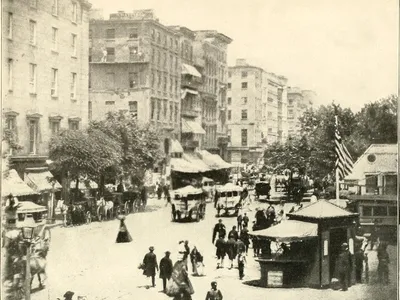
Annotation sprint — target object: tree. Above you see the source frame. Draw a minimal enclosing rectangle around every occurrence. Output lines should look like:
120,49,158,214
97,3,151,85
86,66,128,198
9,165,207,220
89,111,163,186
353,94,397,144
49,129,122,200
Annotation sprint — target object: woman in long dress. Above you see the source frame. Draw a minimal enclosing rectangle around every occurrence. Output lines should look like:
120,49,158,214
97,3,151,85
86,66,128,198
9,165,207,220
166,249,194,296
116,216,132,243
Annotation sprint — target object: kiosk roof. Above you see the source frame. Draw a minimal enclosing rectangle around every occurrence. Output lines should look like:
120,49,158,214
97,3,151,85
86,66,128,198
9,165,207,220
287,199,358,219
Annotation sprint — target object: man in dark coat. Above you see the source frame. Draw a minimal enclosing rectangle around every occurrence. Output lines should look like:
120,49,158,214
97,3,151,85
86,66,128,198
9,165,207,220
237,213,243,233
336,243,352,291
240,226,250,254
228,226,239,241
159,251,173,292
140,186,148,208
215,235,226,269
354,246,365,283
377,242,390,284
143,246,159,287
242,213,249,228
212,219,226,244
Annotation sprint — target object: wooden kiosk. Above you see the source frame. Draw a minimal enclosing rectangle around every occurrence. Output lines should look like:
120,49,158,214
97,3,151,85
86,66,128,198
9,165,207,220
251,200,359,288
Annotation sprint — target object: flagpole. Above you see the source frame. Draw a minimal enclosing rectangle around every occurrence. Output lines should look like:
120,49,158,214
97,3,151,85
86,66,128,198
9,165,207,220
335,115,340,205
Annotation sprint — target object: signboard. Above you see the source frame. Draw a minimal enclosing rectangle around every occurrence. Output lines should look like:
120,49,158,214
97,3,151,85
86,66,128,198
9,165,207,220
267,271,283,287
109,9,155,21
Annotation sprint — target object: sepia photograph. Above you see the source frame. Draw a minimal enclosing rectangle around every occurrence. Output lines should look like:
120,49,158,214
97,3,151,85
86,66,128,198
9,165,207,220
1,0,398,299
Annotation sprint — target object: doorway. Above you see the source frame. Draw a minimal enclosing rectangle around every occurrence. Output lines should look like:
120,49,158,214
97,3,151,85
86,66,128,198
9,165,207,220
329,227,348,280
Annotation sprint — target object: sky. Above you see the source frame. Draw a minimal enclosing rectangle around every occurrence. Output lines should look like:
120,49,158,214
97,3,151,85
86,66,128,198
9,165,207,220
89,0,398,111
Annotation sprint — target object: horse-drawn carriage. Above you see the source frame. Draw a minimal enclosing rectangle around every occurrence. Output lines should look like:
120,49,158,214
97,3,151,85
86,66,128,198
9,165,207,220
171,186,206,222
255,181,272,202
215,183,243,217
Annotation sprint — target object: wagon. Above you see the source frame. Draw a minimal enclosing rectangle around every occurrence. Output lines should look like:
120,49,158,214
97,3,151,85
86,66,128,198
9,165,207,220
215,183,243,217
171,186,206,222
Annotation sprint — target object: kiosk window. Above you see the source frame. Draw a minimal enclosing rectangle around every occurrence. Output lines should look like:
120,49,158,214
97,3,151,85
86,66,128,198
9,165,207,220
362,206,373,216
388,206,397,216
18,214,25,222
227,192,232,197
233,191,238,197
374,206,387,216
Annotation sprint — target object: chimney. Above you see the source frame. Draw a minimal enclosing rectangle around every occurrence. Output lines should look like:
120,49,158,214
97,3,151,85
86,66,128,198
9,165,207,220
236,59,247,66
117,10,125,13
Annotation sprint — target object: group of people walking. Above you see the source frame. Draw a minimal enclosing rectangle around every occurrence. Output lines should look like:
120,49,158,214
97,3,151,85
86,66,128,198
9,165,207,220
212,219,250,280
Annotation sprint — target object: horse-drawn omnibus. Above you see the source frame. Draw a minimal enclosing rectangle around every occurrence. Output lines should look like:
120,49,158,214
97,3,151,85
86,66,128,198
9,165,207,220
215,183,243,217
171,186,206,222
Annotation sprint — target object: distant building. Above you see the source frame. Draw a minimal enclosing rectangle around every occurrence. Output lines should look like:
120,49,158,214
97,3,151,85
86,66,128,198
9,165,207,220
193,31,232,161
287,87,315,136
227,59,288,166
3,0,91,179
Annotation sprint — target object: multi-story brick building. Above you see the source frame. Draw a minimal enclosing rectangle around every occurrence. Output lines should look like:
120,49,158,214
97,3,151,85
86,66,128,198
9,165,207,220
287,87,315,136
227,59,288,166
193,31,232,161
168,26,204,152
89,9,181,156
2,0,91,194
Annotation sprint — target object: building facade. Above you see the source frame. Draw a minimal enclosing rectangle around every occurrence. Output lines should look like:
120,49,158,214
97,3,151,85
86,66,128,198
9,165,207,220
3,0,91,175
89,9,182,150
193,31,232,160
287,87,315,136
226,59,288,166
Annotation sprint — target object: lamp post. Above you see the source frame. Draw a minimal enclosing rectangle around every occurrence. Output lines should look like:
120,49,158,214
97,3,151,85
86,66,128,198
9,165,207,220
21,226,35,300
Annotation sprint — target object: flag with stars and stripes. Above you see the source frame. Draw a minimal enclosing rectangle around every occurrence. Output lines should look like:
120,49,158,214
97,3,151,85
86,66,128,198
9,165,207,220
335,119,354,179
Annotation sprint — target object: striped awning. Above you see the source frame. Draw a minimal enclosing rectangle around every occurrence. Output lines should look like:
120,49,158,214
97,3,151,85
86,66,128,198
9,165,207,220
182,119,205,135
2,170,38,197
170,158,201,173
25,171,62,192
182,153,210,172
181,63,202,78
170,139,184,153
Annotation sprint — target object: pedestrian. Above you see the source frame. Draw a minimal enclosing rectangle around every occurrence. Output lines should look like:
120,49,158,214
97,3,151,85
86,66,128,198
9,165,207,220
190,246,204,276
336,243,352,291
179,240,190,269
226,237,237,269
364,252,369,283
205,281,223,300
235,238,246,255
143,246,159,288
167,251,194,297
228,226,239,241
115,216,132,243
163,184,170,201
237,213,243,233
369,226,378,250
173,286,192,300
212,219,226,244
157,183,163,200
215,235,226,269
240,226,250,254
160,251,173,293
354,246,364,283
252,236,260,257
377,242,390,284
242,213,249,228
140,185,148,210
237,251,247,280
63,291,74,300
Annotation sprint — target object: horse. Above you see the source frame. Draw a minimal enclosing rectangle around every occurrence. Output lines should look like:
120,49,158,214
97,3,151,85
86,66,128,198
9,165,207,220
56,200,69,227
96,197,114,220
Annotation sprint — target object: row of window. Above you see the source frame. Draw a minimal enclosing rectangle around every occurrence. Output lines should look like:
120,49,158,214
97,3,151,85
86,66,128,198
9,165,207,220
6,116,79,155
25,0,77,21
227,97,248,105
150,99,179,123
227,110,248,121
227,82,248,89
6,13,78,56
151,28,179,51
150,48,180,72
361,205,397,217
7,60,77,99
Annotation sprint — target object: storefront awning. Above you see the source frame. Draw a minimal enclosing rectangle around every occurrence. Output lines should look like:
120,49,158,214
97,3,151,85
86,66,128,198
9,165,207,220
2,170,38,197
182,153,210,172
181,63,202,78
170,139,184,153
25,171,62,192
249,220,318,243
198,150,232,170
181,89,199,99
70,178,98,190
170,158,202,173
182,119,206,135
17,201,47,213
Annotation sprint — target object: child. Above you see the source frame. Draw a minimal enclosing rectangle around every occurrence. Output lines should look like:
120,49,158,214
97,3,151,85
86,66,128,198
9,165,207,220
238,251,247,280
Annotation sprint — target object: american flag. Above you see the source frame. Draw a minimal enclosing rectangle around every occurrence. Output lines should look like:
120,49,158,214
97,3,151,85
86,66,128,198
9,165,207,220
335,118,354,179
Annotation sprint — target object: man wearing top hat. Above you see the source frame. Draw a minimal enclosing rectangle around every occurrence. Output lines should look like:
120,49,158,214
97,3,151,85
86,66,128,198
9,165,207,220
143,246,159,287
160,251,173,292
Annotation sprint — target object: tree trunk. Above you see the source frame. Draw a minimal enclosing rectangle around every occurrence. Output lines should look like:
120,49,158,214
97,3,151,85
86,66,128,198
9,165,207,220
75,178,79,203
99,175,105,197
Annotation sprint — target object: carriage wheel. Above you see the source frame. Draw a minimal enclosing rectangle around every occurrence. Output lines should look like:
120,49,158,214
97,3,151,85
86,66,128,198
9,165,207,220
86,212,92,224
124,202,130,215
195,210,201,222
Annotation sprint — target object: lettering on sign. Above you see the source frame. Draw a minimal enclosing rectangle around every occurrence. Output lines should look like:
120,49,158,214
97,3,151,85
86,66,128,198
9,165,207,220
267,271,283,287
110,10,155,20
